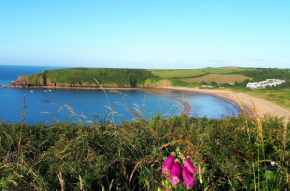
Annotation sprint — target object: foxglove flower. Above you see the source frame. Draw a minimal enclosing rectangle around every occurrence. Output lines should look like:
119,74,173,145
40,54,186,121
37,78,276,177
162,155,175,173
182,166,195,189
184,158,196,174
170,162,181,185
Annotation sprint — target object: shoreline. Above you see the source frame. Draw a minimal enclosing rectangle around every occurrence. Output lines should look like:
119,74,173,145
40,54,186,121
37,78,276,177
3,85,290,119
158,87,290,119
142,87,241,118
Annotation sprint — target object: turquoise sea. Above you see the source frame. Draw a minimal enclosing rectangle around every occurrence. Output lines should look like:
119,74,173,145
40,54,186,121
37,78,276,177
0,65,239,124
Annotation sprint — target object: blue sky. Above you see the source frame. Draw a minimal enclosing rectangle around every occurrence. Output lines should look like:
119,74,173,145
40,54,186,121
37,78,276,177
0,0,289,69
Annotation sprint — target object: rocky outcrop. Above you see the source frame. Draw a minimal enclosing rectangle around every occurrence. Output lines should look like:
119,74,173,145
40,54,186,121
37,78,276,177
9,76,31,86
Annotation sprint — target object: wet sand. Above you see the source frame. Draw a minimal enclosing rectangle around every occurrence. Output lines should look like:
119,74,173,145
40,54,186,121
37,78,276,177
168,96,191,116
159,87,290,119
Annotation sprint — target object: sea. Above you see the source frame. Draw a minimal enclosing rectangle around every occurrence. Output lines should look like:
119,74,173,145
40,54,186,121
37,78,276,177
0,65,239,124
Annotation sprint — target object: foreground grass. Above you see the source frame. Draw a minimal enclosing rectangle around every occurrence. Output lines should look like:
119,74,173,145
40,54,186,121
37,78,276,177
0,115,289,190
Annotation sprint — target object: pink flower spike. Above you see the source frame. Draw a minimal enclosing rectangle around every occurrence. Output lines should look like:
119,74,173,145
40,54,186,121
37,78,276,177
162,155,175,174
182,166,195,189
170,162,181,185
184,158,197,174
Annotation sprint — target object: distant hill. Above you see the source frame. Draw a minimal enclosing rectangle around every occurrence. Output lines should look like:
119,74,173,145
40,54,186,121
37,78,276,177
220,66,240,69
3,67,290,89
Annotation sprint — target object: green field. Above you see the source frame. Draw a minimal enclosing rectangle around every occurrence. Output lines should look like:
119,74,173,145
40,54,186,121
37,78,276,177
149,69,206,78
181,74,251,84
149,67,255,78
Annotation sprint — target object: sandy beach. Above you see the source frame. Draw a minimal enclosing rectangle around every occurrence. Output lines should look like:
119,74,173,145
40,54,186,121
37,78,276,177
160,87,290,119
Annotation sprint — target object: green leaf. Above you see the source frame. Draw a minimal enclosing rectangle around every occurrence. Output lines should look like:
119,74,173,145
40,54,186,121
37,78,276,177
263,170,275,180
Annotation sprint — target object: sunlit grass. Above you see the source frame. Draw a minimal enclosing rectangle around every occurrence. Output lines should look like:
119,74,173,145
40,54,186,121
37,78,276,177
149,68,255,79
181,74,251,84
242,89,290,110
0,114,289,190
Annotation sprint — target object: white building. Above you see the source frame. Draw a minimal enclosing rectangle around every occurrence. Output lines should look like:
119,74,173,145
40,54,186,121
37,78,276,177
201,85,214,88
246,79,285,89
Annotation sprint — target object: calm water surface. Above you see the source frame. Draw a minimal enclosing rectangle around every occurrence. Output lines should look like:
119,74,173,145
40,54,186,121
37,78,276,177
0,65,239,124
146,89,240,119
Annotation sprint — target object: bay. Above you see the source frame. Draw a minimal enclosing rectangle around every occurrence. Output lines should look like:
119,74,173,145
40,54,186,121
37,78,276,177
0,65,239,124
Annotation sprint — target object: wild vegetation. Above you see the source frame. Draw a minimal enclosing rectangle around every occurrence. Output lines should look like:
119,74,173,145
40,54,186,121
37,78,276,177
0,114,289,190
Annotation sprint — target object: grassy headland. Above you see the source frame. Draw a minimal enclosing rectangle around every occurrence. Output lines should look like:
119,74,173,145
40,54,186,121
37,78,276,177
17,68,158,87
1,115,289,190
